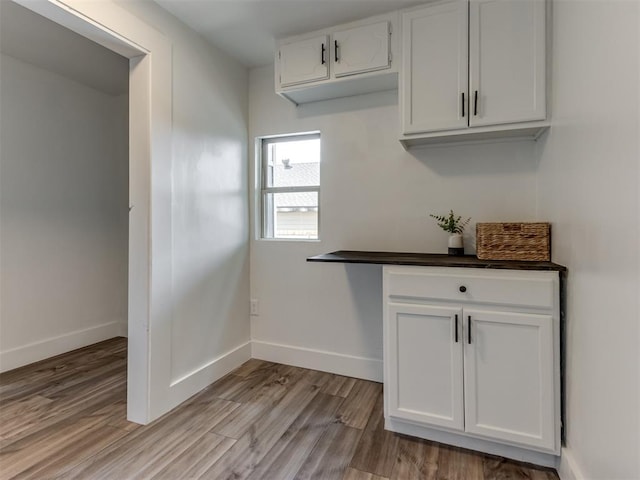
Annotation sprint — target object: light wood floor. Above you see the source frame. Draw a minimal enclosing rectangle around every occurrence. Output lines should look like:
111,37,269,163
0,338,559,479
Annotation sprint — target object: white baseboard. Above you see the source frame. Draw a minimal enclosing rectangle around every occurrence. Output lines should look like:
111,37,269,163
558,448,584,480
0,321,122,372
169,341,252,390
251,340,383,382
151,341,252,422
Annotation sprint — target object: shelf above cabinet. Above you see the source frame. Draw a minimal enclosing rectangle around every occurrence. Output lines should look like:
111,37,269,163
399,121,550,149
277,71,397,105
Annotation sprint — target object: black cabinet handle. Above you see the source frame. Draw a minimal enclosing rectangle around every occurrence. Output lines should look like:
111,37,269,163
334,40,339,62
461,92,465,117
454,314,459,343
468,316,472,344
321,43,326,65
474,90,478,116
459,285,467,293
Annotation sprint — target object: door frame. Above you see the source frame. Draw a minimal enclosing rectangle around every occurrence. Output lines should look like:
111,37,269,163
14,0,173,424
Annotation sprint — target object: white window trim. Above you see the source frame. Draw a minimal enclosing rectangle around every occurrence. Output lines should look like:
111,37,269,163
258,132,321,241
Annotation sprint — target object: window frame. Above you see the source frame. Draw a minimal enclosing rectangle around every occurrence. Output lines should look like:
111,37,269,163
259,132,321,241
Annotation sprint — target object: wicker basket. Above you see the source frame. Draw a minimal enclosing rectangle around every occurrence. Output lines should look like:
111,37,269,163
476,223,551,261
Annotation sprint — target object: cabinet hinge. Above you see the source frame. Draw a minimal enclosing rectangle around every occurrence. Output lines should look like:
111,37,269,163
278,50,281,59
389,52,392,64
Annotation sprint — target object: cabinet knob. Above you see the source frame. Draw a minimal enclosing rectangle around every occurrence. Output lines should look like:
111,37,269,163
459,285,467,293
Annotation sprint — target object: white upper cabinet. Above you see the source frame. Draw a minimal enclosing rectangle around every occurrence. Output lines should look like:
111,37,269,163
469,0,546,126
333,21,391,77
275,13,398,105
402,0,468,134
279,35,329,87
400,0,549,147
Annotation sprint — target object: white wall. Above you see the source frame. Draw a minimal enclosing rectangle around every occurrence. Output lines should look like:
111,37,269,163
0,52,128,371
113,0,251,415
536,1,640,479
249,65,541,379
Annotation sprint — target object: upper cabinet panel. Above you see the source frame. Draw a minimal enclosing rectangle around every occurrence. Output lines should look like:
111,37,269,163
401,0,468,134
275,12,398,105
469,0,546,126
333,21,391,78
399,0,549,148
279,35,330,87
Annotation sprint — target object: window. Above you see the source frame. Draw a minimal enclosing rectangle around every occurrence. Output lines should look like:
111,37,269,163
260,132,320,239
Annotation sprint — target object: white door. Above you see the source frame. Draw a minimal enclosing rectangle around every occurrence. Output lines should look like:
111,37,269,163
279,35,330,87
401,0,468,134
463,309,555,451
469,0,546,126
386,303,464,431
332,21,390,77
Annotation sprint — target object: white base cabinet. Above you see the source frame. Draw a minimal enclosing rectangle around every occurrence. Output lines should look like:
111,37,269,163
383,266,560,462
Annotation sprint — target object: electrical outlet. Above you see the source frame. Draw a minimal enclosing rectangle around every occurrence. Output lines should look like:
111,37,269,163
250,299,259,316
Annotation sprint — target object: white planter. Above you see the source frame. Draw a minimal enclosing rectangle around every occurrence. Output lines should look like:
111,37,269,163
448,233,464,255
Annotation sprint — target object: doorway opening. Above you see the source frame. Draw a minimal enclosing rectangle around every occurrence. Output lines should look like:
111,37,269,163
0,0,151,423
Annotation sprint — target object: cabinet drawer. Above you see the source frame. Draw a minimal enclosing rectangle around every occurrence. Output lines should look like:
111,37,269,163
385,267,556,309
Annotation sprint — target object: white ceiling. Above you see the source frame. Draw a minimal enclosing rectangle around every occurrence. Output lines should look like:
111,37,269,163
0,1,129,95
154,0,427,67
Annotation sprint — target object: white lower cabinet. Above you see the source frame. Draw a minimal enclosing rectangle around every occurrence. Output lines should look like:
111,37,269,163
383,266,560,462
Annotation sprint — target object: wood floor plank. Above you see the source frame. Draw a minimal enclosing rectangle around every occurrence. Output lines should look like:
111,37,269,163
0,339,560,480
0,338,125,400
322,374,357,398
10,424,128,480
60,397,239,479
151,432,236,480
0,407,123,478
437,445,484,480
231,358,276,378
389,436,440,480
201,380,321,480
293,423,363,479
349,390,400,478
335,379,382,429
246,393,344,480
483,455,557,480
343,467,389,480
0,372,126,445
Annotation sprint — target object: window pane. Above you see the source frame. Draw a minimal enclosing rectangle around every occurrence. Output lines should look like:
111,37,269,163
267,138,320,188
264,191,318,239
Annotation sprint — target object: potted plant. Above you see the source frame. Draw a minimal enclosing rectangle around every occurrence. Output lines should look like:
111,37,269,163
430,210,471,255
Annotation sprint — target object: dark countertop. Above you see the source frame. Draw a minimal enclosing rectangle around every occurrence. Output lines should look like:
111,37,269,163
307,250,567,272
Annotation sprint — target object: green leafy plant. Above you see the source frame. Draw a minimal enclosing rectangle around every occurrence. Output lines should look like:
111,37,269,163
430,210,471,234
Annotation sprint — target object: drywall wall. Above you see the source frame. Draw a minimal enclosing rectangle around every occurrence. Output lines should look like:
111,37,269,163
536,1,640,478
116,0,250,386
249,64,540,379
0,52,128,371
111,0,250,417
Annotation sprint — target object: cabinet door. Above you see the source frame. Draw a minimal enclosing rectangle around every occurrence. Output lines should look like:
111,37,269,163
463,309,555,451
279,35,329,87
401,0,468,134
332,21,390,78
469,0,546,126
386,303,464,431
